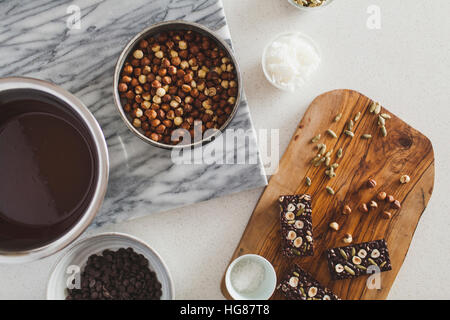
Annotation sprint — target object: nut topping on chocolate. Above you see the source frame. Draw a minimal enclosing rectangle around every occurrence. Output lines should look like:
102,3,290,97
285,212,295,220
358,249,367,259
294,237,303,248
335,264,344,273
287,203,296,212
294,220,304,229
287,231,297,240
308,287,318,297
371,249,381,258
352,256,362,265
289,277,299,287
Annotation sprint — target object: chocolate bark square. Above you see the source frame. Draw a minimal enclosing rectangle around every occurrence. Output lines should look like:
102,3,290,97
278,264,339,300
278,194,313,257
326,239,392,280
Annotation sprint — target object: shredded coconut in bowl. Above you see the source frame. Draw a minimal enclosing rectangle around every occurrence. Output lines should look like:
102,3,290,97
263,32,321,92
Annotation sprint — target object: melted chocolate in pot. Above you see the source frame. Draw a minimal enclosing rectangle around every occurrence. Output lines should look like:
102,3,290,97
0,90,98,251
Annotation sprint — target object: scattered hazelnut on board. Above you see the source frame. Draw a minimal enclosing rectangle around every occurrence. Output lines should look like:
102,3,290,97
392,200,402,209
343,233,353,244
400,175,411,184
329,222,340,231
367,178,377,188
382,211,392,219
369,201,378,210
386,195,395,203
377,191,387,201
343,205,352,215
359,203,369,213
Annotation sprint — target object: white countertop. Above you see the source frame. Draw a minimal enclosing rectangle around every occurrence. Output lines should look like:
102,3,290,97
1,0,449,299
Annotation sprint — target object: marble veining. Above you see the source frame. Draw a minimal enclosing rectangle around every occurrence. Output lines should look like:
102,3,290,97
0,0,267,227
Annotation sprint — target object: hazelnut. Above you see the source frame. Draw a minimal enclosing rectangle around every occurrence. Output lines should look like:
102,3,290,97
155,50,164,59
359,203,369,213
178,40,187,50
343,233,353,244
392,200,401,210
123,65,133,75
150,132,160,142
377,192,387,201
132,118,141,128
180,60,189,69
151,44,160,52
198,69,206,78
343,205,352,215
367,178,377,188
382,211,392,219
133,50,144,59
386,195,395,203
174,117,183,126
400,175,411,184
329,222,339,231
118,83,128,92
151,80,162,88
138,75,147,84
156,87,166,97
369,200,378,210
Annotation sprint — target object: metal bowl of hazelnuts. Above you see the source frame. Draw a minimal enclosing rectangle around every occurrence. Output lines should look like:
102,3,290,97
113,20,242,149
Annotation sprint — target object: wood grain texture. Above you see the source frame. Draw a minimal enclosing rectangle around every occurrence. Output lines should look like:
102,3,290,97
221,89,435,300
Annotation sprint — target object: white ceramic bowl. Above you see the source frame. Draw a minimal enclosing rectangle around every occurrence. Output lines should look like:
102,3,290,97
287,0,335,11
225,254,277,300
47,232,174,300
261,31,321,92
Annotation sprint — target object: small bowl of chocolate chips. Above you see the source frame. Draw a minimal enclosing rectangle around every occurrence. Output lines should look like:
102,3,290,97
47,232,174,300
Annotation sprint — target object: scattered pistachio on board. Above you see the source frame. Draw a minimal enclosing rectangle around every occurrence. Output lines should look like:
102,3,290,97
354,112,361,122
337,148,343,158
347,120,354,131
326,129,338,138
361,134,372,139
311,134,321,143
326,186,335,195
344,130,354,137
306,176,312,186
334,113,342,122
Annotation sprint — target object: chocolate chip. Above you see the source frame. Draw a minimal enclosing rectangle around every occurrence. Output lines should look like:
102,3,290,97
66,247,162,300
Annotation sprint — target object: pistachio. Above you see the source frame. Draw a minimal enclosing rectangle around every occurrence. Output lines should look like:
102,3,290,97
356,265,367,270
311,134,321,143
361,134,372,139
380,261,387,268
306,176,312,186
347,120,354,131
339,249,348,260
351,247,356,257
326,129,338,138
293,272,300,277
368,258,378,266
326,186,335,195
344,266,355,275
344,130,354,137
334,113,342,122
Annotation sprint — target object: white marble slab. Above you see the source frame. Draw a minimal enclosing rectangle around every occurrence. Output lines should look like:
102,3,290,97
0,0,267,227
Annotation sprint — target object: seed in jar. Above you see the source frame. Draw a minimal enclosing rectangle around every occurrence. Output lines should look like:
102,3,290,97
311,134,321,143
400,175,410,184
326,129,338,138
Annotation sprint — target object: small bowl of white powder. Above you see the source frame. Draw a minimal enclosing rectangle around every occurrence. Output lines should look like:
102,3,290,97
225,254,277,300
262,31,321,92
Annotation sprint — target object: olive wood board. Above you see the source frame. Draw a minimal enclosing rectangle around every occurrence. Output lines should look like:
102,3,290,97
221,89,434,300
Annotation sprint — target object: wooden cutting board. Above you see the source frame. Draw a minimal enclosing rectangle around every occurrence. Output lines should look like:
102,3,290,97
221,89,434,300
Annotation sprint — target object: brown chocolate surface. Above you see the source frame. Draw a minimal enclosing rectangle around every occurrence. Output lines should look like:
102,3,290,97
0,90,98,251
